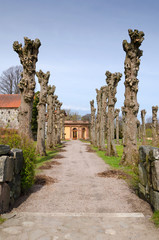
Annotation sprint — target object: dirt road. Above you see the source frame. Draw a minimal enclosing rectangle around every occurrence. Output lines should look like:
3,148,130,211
0,140,159,239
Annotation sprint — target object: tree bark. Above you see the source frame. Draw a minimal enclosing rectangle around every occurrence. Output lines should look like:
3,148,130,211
13,37,41,139
121,29,144,166
141,109,146,145
36,70,50,155
152,106,158,146
56,101,63,144
90,100,96,146
52,95,58,147
60,110,65,140
46,85,56,149
105,71,122,156
115,109,120,144
100,86,108,150
96,89,102,148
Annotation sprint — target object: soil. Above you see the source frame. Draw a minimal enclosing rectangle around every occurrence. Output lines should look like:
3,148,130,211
97,169,132,180
53,154,65,159
86,145,96,152
39,160,61,170
34,175,57,185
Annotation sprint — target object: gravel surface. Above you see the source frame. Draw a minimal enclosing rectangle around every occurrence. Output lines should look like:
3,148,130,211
1,140,159,239
12,140,152,216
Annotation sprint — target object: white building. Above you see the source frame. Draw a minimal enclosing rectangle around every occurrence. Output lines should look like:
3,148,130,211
0,94,21,129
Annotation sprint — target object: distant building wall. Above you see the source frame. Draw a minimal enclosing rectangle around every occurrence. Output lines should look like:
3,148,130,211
64,121,90,140
65,126,71,139
0,108,19,129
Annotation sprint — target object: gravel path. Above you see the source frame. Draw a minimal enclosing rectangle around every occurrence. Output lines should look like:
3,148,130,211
12,140,152,214
1,140,159,239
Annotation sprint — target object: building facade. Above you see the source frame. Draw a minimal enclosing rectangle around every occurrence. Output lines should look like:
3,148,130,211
64,120,90,140
0,94,21,129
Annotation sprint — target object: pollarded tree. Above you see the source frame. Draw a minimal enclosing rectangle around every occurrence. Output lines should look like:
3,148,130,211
56,101,63,144
13,37,41,139
31,91,39,138
121,29,144,166
0,65,22,94
36,70,50,155
46,85,56,149
106,71,122,156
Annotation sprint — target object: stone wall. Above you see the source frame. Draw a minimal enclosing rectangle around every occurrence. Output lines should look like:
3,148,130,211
139,146,159,210
0,108,19,129
0,145,23,213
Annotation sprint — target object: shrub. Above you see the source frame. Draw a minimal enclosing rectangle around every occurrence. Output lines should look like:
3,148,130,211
0,128,36,192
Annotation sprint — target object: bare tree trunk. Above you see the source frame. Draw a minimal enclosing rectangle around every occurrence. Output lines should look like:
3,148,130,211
54,99,59,145
56,101,63,144
115,109,120,144
137,120,141,142
52,95,58,147
152,106,158,146
121,107,125,145
60,110,65,140
13,37,41,139
46,85,56,149
141,109,146,145
96,89,102,149
121,29,144,166
100,86,108,150
90,100,96,146
36,70,50,155
105,71,122,156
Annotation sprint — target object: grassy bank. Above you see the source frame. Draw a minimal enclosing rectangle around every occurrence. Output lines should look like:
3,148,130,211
152,211,159,227
91,144,139,191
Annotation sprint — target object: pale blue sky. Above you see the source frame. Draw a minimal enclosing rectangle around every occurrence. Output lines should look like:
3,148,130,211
0,0,159,118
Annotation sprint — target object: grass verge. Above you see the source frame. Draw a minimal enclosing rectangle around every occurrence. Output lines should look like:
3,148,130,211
91,144,139,191
0,216,6,224
152,211,159,227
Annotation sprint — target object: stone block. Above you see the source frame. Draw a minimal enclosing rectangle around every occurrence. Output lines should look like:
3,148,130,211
139,183,146,197
150,188,159,211
139,146,152,162
151,160,159,191
0,183,10,213
11,148,23,174
9,175,21,200
0,145,10,156
149,148,159,161
0,156,14,182
139,162,147,186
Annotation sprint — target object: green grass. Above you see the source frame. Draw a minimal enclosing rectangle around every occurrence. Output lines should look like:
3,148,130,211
91,144,139,190
152,211,159,227
0,216,6,224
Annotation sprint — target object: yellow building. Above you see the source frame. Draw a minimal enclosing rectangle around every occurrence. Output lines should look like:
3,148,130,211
64,121,90,140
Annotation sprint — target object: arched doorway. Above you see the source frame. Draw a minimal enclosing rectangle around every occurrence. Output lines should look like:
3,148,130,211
73,128,77,140
82,128,85,139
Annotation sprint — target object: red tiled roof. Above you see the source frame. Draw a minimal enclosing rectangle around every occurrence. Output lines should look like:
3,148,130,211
64,120,90,125
0,94,21,108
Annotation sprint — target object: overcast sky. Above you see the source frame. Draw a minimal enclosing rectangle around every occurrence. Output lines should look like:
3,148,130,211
0,0,159,119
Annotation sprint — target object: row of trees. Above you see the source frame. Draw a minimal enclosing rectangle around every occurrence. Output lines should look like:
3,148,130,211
90,29,145,166
9,37,65,156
